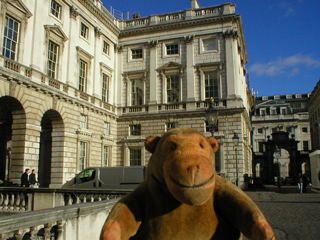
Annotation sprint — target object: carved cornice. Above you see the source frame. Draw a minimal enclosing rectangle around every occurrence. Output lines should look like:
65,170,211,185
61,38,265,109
78,0,120,36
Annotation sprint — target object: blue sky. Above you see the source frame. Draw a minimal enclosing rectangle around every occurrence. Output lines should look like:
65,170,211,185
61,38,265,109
101,0,320,96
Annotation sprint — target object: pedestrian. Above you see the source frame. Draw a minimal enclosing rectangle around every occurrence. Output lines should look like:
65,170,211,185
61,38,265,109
297,173,303,193
302,174,309,193
29,169,39,188
21,168,30,187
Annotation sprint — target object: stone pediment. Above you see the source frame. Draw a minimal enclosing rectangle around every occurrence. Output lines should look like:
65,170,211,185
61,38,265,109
157,61,184,71
157,62,184,75
44,25,68,42
7,0,32,18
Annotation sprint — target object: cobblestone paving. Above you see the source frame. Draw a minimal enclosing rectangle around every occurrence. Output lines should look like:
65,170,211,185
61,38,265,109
243,189,320,240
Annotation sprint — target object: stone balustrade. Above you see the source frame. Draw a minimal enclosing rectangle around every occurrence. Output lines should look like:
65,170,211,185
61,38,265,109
121,4,228,30
0,56,115,114
0,187,130,212
0,198,118,240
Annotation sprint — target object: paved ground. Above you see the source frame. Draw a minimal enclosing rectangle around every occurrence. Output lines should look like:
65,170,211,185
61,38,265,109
243,186,320,240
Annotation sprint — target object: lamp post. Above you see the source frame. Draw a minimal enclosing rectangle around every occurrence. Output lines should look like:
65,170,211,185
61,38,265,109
232,132,239,187
205,97,218,137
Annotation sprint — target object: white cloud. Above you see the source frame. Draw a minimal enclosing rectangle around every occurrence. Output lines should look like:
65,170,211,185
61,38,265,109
249,54,320,77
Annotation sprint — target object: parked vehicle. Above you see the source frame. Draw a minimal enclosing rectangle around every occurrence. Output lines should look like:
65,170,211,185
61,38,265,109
62,166,146,190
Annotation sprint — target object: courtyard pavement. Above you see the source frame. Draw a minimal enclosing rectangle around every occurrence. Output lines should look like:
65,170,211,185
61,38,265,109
243,186,320,240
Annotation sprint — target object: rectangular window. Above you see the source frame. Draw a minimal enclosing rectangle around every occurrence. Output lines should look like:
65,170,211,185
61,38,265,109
102,74,109,102
303,141,309,151
260,109,266,116
286,127,292,133
2,15,20,60
215,148,221,172
204,71,219,99
103,146,110,167
272,127,278,133
167,75,180,103
270,108,277,115
166,44,179,55
203,38,217,51
80,23,89,39
131,79,143,105
103,41,110,55
302,127,308,133
80,114,88,129
130,148,141,166
258,142,264,152
167,122,178,131
131,49,143,59
130,124,141,136
79,141,87,171
281,108,287,115
104,121,110,135
79,59,87,92
51,0,61,19
47,40,59,78
258,128,264,134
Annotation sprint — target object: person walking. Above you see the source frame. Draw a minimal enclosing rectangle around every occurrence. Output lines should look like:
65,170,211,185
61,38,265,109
297,173,303,193
29,169,39,188
21,168,30,187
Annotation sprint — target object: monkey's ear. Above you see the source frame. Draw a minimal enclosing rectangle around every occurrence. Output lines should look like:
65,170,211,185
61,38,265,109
145,136,161,153
207,137,219,153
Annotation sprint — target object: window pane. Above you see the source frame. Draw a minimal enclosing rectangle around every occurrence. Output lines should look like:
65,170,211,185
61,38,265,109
103,146,110,167
130,148,141,166
79,142,87,171
131,80,143,105
204,71,219,99
132,49,143,59
103,41,110,55
51,0,61,18
47,40,59,78
167,76,180,103
81,23,88,39
2,15,20,60
102,74,109,102
79,60,87,92
166,44,179,55
130,124,141,136
203,38,217,51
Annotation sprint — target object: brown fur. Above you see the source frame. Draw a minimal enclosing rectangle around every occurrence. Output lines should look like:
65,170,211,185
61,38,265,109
100,128,275,240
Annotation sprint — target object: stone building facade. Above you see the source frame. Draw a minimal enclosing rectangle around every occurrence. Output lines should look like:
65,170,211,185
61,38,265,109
308,79,320,188
0,0,253,188
251,94,311,181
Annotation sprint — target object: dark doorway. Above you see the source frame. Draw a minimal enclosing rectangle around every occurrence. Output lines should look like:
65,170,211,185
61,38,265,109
0,97,15,185
38,112,53,187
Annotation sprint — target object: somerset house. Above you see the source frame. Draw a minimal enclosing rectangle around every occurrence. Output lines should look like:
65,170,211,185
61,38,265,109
1,0,263,188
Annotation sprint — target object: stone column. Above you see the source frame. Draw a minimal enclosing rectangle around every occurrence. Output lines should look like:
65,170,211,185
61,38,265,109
148,40,158,112
224,29,239,98
184,35,196,104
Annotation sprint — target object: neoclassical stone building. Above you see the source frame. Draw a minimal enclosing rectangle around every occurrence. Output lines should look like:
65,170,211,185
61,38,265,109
308,79,320,188
0,0,253,188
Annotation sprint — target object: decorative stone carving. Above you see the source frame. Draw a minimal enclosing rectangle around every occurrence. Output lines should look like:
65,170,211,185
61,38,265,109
223,29,239,39
70,5,79,18
148,40,158,48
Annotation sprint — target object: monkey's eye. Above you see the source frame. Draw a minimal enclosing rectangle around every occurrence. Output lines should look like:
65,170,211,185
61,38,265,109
200,143,204,149
171,143,177,151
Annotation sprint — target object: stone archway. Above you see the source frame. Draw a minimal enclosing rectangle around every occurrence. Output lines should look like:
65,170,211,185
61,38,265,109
38,110,64,188
0,96,26,185
253,131,310,184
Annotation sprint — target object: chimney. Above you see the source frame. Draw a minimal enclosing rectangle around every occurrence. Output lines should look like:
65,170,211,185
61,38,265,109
191,0,200,9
